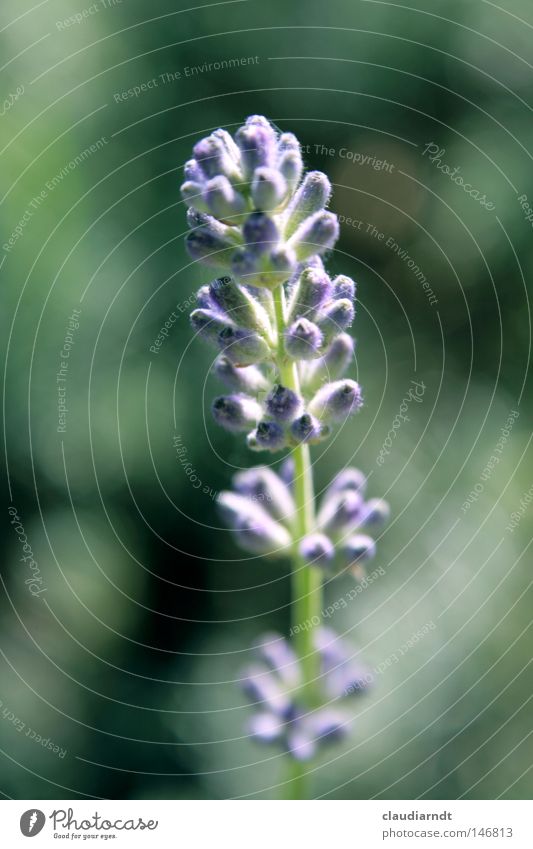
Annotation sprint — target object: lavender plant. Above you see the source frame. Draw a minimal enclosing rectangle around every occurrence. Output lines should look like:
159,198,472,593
180,116,389,797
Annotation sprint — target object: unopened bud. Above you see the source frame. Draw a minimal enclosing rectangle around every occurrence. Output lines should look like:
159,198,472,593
360,498,390,526
213,355,269,395
186,229,233,267
289,412,323,444
190,308,234,345
218,326,271,365
234,467,295,523
287,267,332,322
251,168,287,211
299,533,335,568
317,299,355,344
341,534,376,568
248,421,286,452
289,211,339,261
308,379,363,423
285,318,323,360
332,274,356,301
235,117,277,179
285,171,332,237
304,333,354,390
212,394,261,433
209,277,271,335
204,175,247,221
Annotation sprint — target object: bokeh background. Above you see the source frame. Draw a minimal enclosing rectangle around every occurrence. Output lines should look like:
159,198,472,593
1,0,531,800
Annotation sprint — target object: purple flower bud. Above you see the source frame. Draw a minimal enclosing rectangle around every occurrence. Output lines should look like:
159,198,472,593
265,384,302,422
299,533,335,568
212,394,261,433
249,712,283,742
218,326,270,366
243,212,279,255
186,209,241,262
285,318,323,360
332,274,356,301
308,708,349,743
277,132,301,158
278,150,303,195
186,229,233,267
251,167,287,211
277,133,303,193
308,379,363,423
317,490,363,533
186,207,239,239
209,276,271,334
233,466,295,523
235,117,277,179
317,298,355,343
360,498,390,527
254,632,300,685
287,266,333,322
193,134,240,181
204,175,246,221
304,333,354,389
285,171,332,237
286,727,316,762
289,412,323,444
242,664,292,717
213,355,269,395
235,514,292,555
341,534,376,566
248,420,287,452
190,308,234,346
217,492,292,554
212,128,241,165
289,210,340,261
327,468,367,497
180,180,209,213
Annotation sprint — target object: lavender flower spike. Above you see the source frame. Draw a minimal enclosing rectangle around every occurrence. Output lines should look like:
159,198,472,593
181,118,392,785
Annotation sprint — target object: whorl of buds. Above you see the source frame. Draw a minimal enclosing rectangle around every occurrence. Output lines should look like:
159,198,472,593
189,265,360,449
181,116,336,290
242,628,370,760
184,118,365,451
217,465,388,575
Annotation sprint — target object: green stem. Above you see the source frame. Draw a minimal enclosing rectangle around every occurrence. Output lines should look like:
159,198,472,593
291,441,322,706
272,285,323,800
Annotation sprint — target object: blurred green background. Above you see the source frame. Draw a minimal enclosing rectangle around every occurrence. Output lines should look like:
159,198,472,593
1,0,531,800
